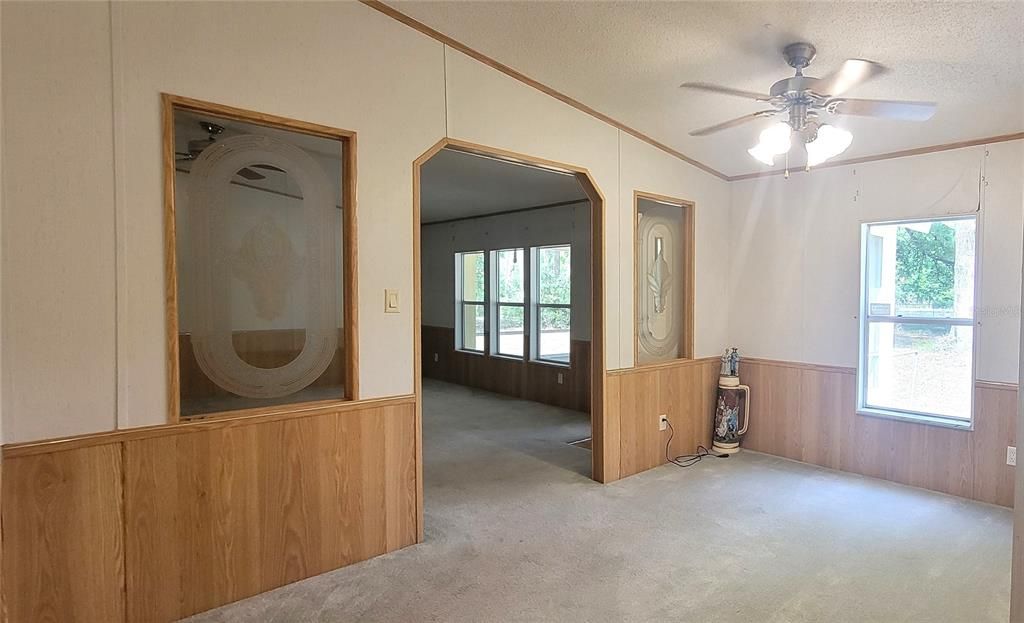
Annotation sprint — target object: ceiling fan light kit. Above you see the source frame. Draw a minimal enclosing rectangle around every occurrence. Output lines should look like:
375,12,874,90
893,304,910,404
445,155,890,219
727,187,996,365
681,41,937,175
805,124,853,167
747,122,792,166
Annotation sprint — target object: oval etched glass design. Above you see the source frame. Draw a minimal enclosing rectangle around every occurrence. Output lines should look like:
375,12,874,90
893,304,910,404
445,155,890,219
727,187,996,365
636,198,685,364
173,108,346,418
228,166,308,369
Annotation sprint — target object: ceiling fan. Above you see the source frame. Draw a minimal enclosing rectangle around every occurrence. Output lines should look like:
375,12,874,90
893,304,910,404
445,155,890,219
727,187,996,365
680,42,937,169
175,121,283,181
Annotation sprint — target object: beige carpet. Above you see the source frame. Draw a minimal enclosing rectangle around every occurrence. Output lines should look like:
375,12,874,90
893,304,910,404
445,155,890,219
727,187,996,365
186,379,1012,622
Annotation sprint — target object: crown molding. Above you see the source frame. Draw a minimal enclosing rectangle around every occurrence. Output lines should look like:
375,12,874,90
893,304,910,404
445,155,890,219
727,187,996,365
361,1,1022,185
359,0,729,180
727,131,1024,181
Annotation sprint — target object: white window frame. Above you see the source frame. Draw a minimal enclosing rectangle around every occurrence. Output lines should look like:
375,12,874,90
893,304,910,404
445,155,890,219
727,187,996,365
530,244,572,367
490,248,528,360
455,250,488,355
856,214,980,430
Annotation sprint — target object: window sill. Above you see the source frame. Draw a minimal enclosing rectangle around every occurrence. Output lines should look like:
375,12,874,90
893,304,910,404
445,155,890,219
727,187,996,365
455,349,486,357
856,407,973,431
492,353,526,362
531,359,571,369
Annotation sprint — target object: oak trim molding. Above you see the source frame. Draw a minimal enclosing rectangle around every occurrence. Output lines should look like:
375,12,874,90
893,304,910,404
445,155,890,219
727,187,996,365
2,395,416,459
412,137,609,486
744,357,1020,392
607,356,718,376
161,93,360,423
359,1,1023,184
744,357,857,376
977,380,1019,392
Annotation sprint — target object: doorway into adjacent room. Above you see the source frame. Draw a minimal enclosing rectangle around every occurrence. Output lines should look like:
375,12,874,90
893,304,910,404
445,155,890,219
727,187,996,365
413,141,604,492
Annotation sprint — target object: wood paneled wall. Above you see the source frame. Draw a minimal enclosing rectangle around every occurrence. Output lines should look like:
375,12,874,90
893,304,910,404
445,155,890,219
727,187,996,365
742,359,1017,507
2,445,125,623
605,358,720,481
421,325,590,412
0,396,417,622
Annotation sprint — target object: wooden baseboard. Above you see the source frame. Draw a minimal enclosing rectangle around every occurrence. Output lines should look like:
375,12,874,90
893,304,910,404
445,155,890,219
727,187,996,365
2,395,415,459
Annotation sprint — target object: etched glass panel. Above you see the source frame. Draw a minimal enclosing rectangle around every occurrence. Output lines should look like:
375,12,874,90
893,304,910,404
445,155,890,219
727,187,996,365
636,197,686,364
173,108,345,417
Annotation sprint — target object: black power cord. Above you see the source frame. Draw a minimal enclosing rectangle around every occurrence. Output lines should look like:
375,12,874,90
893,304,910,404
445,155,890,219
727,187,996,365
664,420,730,467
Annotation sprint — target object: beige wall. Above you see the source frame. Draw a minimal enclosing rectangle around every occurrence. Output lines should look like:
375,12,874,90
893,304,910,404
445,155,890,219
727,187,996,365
618,133,732,366
0,1,732,443
1,2,118,442
729,140,1024,384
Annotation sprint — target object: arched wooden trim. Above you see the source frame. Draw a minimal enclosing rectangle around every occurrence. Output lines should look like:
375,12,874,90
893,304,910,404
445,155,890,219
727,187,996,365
411,138,610,539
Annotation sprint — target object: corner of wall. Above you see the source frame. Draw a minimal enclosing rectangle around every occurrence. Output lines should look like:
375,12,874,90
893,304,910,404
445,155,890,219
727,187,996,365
0,0,6,446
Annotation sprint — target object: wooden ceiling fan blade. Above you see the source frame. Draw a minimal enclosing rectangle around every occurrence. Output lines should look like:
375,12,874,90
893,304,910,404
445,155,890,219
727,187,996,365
680,82,772,102
830,98,937,121
814,59,888,97
235,167,266,181
689,110,777,137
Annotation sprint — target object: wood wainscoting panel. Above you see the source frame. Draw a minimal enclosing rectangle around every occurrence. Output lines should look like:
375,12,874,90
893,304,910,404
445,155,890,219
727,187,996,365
124,401,417,622
610,358,719,480
742,359,1017,507
421,325,590,412
2,444,125,623
972,384,1018,507
1,396,417,622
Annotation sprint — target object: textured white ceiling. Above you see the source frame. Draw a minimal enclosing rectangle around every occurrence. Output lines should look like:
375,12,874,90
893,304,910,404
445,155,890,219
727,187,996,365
421,148,586,223
392,1,1024,177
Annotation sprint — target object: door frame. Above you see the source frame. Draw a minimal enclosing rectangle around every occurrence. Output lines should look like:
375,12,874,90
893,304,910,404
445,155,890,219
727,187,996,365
411,137,609,539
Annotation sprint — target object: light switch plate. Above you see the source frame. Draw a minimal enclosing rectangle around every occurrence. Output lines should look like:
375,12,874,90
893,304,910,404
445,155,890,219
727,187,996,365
384,289,399,313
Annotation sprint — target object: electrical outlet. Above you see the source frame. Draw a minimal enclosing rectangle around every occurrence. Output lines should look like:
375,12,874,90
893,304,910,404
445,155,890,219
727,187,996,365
433,353,439,363
659,414,668,431
1008,446,1017,467
557,372,564,385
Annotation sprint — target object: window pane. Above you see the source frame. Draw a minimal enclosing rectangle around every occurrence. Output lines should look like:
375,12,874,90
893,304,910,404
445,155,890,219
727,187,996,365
174,107,346,418
461,252,485,302
461,303,485,351
497,305,524,357
496,249,524,303
865,321,973,420
538,306,570,363
538,246,571,305
865,219,975,319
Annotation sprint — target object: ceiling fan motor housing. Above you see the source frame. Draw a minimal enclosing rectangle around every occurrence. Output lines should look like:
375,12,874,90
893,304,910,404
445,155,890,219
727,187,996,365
783,42,817,72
